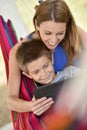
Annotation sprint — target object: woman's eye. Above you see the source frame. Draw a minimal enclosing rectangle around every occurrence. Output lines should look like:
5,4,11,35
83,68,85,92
57,32,64,35
45,32,51,35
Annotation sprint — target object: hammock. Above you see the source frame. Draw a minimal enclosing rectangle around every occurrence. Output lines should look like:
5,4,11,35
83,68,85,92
0,15,44,130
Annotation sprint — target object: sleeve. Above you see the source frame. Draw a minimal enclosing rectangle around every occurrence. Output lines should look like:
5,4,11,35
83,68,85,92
26,31,35,39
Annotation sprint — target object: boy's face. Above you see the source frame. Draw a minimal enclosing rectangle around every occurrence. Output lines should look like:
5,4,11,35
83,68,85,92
26,55,55,84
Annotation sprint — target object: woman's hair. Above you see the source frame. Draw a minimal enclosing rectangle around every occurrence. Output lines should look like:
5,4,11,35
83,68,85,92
33,0,81,66
16,39,51,72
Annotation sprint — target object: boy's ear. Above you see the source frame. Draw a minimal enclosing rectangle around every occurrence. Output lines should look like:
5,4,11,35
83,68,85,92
22,71,32,79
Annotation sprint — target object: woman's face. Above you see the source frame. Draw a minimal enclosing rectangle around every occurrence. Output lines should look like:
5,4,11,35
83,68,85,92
36,21,66,50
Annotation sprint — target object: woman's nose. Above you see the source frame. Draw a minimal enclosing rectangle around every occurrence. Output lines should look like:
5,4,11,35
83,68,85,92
50,35,58,44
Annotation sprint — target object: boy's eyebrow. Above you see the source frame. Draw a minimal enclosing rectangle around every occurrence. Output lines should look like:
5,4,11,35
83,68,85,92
28,67,40,73
29,61,50,73
30,69,39,73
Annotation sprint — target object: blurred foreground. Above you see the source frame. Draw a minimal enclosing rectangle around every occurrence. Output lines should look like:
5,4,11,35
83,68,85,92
0,0,87,128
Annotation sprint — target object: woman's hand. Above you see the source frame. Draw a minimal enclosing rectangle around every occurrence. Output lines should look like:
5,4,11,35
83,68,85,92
30,96,54,116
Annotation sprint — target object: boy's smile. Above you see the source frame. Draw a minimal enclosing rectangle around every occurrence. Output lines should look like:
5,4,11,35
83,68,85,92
26,55,55,84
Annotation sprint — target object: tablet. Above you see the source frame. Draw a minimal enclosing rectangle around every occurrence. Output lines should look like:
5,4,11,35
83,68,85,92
33,80,65,101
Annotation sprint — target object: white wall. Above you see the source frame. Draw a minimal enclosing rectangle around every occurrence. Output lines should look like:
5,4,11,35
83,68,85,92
0,0,29,39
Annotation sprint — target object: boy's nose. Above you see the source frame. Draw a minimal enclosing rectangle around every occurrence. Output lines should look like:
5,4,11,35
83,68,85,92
41,70,47,76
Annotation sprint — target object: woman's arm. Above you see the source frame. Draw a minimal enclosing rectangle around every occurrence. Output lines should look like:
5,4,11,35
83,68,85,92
7,40,54,115
77,26,87,47
7,40,26,111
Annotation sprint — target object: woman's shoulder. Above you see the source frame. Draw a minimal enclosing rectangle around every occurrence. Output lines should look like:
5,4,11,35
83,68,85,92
10,31,36,52
26,32,34,39
9,31,36,57
9,38,27,57
26,31,36,39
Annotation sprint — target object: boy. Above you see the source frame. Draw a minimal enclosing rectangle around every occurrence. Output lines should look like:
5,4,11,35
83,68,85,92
16,39,80,86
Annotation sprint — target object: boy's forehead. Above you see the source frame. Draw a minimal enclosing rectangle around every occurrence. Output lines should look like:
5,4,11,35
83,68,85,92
27,56,51,72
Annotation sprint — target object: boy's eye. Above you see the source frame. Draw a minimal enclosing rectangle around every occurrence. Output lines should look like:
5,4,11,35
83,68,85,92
44,63,49,68
33,70,39,74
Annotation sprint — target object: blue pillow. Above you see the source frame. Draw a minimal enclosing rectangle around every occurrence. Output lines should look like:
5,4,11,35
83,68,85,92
53,45,68,72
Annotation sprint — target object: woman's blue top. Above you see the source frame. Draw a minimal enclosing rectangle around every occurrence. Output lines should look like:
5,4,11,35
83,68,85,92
27,33,68,72
53,45,68,72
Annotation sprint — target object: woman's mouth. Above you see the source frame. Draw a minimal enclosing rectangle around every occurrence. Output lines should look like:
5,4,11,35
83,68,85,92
47,41,58,48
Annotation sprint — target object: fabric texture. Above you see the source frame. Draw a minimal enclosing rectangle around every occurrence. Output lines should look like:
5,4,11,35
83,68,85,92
0,15,44,130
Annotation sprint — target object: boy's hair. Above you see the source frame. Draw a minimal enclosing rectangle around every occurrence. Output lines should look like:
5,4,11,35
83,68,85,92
16,39,51,72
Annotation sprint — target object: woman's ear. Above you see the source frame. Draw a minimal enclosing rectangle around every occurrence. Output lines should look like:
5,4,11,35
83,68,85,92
35,19,40,31
22,71,32,79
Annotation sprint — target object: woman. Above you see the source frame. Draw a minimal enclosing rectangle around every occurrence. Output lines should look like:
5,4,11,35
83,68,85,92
8,0,87,129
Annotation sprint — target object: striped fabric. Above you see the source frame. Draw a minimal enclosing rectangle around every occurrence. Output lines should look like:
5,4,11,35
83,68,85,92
0,15,44,130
